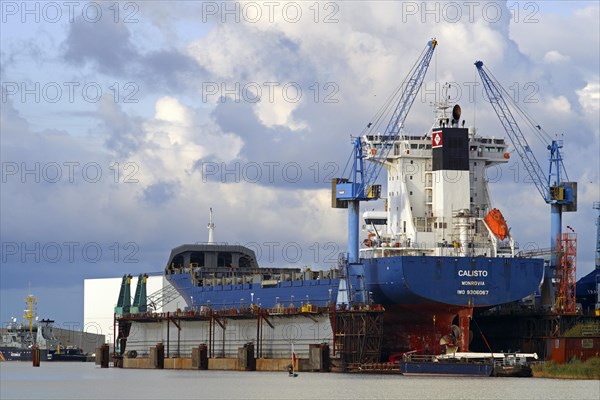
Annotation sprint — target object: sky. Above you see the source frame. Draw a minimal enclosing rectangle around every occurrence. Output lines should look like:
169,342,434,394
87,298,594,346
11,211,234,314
1,1,599,332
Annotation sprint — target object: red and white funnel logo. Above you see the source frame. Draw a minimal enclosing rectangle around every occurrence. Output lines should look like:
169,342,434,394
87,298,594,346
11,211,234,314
432,131,443,148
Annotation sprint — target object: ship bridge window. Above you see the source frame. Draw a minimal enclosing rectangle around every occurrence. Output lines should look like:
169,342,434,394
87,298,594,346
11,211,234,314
217,252,233,267
239,255,253,269
411,144,419,149
365,218,387,225
485,147,503,153
190,252,205,267
172,254,184,269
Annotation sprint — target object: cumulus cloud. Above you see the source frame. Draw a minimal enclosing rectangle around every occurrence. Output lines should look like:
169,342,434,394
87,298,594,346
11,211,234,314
63,16,137,75
61,14,201,94
547,95,572,114
544,50,570,64
577,82,600,115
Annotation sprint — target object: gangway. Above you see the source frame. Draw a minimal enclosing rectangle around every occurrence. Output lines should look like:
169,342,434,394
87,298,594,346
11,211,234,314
147,284,181,311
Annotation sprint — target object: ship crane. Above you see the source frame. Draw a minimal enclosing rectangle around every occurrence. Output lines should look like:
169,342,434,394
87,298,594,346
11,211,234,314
475,61,578,314
332,39,437,304
594,201,600,316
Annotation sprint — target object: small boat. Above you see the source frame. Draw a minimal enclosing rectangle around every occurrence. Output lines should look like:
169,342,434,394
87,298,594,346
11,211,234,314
492,363,532,377
492,353,535,377
47,346,89,362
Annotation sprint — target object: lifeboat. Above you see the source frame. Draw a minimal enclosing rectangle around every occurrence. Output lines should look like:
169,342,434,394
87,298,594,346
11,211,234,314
363,233,377,247
484,209,509,241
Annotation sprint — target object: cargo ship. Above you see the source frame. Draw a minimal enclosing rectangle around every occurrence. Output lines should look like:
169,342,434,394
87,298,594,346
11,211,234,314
164,41,545,358
353,91,545,355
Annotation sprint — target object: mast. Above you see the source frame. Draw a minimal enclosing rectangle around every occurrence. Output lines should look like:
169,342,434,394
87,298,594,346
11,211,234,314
23,294,37,333
207,208,215,244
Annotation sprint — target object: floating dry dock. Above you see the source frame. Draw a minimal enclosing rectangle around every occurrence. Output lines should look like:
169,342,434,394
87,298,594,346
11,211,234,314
113,304,384,372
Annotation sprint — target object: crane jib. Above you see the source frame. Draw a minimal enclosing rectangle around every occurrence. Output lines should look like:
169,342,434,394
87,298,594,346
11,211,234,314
333,38,439,276
366,40,438,190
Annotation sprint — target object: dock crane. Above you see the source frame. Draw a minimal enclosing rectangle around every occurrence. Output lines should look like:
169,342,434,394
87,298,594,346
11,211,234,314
475,61,578,314
332,39,437,304
594,201,600,316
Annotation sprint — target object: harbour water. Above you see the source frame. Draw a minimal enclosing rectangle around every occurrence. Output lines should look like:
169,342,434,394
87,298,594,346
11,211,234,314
0,363,598,400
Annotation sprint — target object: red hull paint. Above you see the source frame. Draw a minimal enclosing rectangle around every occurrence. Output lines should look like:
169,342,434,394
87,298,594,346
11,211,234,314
381,304,472,356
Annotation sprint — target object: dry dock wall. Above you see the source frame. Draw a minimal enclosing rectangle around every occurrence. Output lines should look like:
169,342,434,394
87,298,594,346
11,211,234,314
122,357,308,371
124,314,333,359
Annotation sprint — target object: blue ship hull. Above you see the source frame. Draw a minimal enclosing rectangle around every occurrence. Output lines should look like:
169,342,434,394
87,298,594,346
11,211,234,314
0,348,48,361
168,256,543,310
363,256,544,307
399,360,494,376
167,273,340,309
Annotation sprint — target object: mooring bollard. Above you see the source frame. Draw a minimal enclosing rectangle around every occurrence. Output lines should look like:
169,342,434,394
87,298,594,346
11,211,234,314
32,346,40,367
99,344,110,368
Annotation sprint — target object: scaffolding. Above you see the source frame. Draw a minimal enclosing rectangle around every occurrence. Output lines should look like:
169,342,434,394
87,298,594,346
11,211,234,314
332,307,384,369
555,232,577,315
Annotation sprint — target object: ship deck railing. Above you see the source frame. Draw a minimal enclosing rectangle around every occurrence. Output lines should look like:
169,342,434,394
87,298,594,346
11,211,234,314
404,354,496,364
349,362,401,373
403,354,438,363
119,303,385,322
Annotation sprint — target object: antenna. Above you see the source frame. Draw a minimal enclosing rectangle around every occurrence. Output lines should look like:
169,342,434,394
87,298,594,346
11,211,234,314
207,208,215,244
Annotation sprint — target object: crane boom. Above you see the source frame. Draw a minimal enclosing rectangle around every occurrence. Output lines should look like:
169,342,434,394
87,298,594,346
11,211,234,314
384,41,437,136
475,61,547,200
363,39,438,188
333,39,437,264
475,60,577,313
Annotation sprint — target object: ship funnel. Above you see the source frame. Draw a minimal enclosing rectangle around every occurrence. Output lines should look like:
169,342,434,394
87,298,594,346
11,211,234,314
207,208,215,244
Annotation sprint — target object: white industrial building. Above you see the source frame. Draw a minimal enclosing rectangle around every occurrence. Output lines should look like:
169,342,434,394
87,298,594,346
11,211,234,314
84,274,183,344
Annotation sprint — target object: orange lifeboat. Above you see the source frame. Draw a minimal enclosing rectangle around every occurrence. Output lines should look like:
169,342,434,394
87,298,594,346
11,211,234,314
484,208,509,241
363,233,377,247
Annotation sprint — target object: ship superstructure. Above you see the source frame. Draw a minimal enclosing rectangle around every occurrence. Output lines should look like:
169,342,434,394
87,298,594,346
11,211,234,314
361,88,515,259
165,216,342,311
